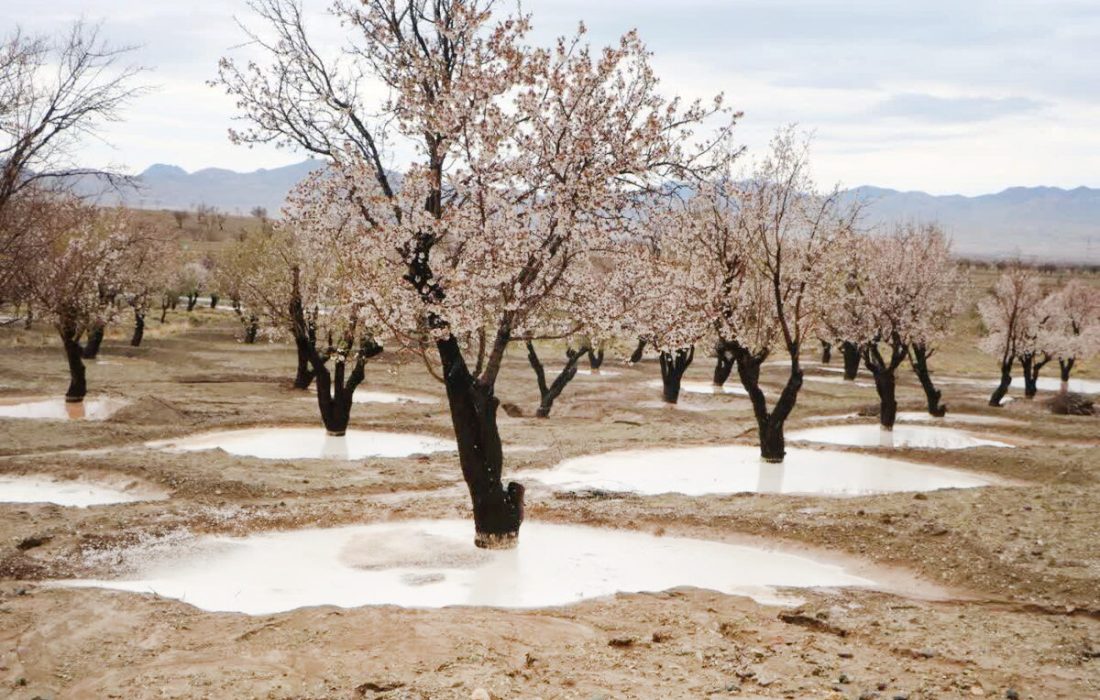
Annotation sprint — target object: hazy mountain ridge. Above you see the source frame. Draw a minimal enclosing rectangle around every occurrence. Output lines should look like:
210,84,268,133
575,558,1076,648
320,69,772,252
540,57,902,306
88,161,1100,262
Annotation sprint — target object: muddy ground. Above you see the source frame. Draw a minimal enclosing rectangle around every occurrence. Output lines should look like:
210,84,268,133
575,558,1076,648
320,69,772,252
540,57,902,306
0,309,1098,699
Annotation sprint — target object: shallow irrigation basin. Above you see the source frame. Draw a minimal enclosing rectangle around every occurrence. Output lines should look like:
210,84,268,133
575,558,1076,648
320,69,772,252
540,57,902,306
788,424,1014,450
0,396,129,421
0,474,167,507
58,519,880,613
644,380,748,396
350,391,438,405
804,412,1023,427
148,427,455,460
520,445,999,496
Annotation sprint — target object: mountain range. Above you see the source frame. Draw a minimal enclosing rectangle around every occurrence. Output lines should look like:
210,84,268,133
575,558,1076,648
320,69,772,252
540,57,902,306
87,160,1100,263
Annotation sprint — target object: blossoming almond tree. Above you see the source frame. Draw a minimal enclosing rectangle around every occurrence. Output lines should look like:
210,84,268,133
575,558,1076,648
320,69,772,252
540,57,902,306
721,128,855,462
22,199,146,401
218,0,727,547
1044,280,1100,392
979,267,1044,407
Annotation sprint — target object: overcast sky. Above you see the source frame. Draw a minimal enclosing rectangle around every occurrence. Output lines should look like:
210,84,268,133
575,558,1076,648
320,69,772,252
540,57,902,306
6,0,1099,195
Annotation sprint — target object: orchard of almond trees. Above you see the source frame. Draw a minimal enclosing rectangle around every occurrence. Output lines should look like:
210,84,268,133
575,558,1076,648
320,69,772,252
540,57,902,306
2,2,1100,698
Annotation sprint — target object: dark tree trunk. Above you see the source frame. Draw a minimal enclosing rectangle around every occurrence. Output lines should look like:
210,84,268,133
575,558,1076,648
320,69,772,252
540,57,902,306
186,293,198,311
733,347,803,463
130,312,145,347
293,334,315,390
170,296,179,310
526,341,582,418
232,298,242,314
437,334,524,549
629,338,646,364
863,340,907,429
1020,353,1051,399
659,346,695,404
841,341,860,380
712,341,735,387
909,343,946,417
310,337,381,436
586,346,605,374
989,359,1013,407
820,340,832,364
243,316,259,344
61,331,87,402
209,294,219,309
81,324,105,359
1059,357,1075,393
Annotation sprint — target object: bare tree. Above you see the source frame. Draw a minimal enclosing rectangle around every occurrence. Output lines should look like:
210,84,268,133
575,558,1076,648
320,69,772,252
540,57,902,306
171,210,189,229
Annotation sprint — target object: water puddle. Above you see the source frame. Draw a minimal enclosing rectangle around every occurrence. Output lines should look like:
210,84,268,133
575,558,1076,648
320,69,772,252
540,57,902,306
805,412,1023,427
0,396,129,421
0,474,167,507
788,424,1013,450
645,380,747,396
351,391,438,405
148,428,455,460
803,375,875,388
575,369,622,378
521,445,998,496
58,519,880,613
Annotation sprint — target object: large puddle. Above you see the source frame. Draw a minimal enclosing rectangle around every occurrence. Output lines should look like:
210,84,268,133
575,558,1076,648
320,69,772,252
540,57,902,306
0,475,167,507
521,445,997,496
148,428,455,460
788,424,1013,450
805,412,1023,427
346,391,437,405
645,380,747,396
0,397,129,421
59,519,879,612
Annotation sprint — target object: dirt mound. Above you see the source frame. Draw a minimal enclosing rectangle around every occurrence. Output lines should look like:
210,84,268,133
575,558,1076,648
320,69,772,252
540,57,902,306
110,395,192,425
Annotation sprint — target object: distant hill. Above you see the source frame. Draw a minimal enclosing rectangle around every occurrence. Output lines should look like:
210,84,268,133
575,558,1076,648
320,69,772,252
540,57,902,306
84,160,1100,262
843,185,1100,263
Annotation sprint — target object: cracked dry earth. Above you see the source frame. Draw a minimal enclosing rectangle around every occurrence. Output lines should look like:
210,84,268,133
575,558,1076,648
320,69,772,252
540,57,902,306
0,310,1099,699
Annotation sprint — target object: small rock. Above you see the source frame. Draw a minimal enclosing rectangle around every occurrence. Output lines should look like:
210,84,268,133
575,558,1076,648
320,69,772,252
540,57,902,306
470,689,491,700
1005,690,1019,700
970,686,985,696
912,493,928,500
839,673,851,684
607,636,636,648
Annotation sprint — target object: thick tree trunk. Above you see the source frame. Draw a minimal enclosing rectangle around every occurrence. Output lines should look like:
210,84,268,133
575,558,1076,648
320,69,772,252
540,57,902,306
863,341,907,429
659,346,694,404
437,334,524,549
81,324,105,359
586,346,605,374
629,338,646,364
292,334,315,390
909,344,946,417
989,360,1013,407
820,340,832,364
1020,353,1050,399
310,339,380,436
61,332,87,402
841,341,860,380
712,342,735,388
526,341,582,418
186,293,198,311
209,294,219,309
130,312,145,347
733,349,803,463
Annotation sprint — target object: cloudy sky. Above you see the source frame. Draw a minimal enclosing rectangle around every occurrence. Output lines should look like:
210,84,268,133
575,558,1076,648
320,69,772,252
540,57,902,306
6,0,1099,195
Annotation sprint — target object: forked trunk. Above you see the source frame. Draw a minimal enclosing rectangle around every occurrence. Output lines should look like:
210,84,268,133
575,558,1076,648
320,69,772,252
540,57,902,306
1020,353,1050,399
863,341,907,429
820,340,832,364
130,312,145,347
659,346,694,404
841,341,860,380
310,338,380,435
81,324,105,360
186,293,198,311
909,344,946,417
438,335,524,549
712,342,735,388
61,332,87,402
989,360,1013,407
210,294,219,309
629,338,646,364
586,346,605,374
733,348,803,463
526,341,582,418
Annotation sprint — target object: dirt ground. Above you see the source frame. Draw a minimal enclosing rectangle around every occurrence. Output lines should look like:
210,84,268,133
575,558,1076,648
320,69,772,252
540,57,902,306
0,307,1098,699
